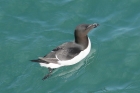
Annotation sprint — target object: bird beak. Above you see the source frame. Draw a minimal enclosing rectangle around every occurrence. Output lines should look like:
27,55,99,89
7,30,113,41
87,23,99,29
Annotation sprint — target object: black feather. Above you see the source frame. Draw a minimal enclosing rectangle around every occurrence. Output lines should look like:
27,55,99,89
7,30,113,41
30,59,48,63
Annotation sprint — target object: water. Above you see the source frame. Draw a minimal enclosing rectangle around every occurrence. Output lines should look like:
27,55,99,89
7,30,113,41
0,0,140,93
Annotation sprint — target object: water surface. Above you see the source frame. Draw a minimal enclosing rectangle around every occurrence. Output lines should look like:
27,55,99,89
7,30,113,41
0,0,140,93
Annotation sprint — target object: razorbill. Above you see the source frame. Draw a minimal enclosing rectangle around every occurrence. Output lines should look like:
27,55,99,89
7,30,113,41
31,23,99,80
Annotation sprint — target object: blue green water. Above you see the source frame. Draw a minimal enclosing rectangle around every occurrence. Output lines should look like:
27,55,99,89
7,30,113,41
1,0,140,93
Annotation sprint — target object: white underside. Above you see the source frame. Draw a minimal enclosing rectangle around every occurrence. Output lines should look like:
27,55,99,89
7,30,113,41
40,37,91,68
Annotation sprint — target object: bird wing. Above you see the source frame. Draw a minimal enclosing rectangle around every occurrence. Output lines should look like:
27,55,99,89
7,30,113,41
43,42,83,61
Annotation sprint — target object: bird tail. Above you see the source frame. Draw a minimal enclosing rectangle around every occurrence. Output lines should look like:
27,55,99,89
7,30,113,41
30,59,46,63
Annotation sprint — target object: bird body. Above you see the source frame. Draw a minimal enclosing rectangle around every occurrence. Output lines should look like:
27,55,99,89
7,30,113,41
39,37,91,68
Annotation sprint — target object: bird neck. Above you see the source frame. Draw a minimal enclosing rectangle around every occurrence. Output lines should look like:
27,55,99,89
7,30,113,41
75,35,88,50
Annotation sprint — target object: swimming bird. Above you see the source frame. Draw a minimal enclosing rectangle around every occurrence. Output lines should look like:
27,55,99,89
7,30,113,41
31,23,99,80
